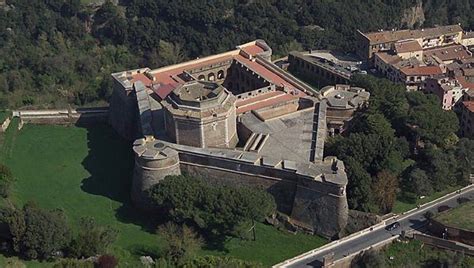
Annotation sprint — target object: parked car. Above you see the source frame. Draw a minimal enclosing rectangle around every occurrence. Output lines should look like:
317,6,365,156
385,222,400,231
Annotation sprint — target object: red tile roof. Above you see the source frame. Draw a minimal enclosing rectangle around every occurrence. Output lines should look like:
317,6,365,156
125,41,307,110
462,101,474,113
242,44,265,56
235,55,301,92
457,75,474,90
400,65,443,76
423,44,472,62
153,83,176,99
395,40,422,53
363,25,463,45
131,73,152,87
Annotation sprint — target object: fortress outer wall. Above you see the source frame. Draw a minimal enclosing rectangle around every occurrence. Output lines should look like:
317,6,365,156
131,141,349,238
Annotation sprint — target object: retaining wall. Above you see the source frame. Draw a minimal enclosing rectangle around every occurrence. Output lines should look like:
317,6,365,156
15,108,108,125
414,233,474,256
428,218,474,246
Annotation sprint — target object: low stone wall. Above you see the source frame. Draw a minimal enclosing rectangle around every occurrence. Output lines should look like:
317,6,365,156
1,117,11,132
428,218,474,246
15,108,108,126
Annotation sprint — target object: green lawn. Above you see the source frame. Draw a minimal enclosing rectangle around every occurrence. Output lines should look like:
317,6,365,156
435,201,474,231
201,223,326,265
392,186,462,214
0,124,326,266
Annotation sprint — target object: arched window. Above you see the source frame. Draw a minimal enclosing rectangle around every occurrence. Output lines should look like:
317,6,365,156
198,75,205,81
208,73,215,81
217,70,225,79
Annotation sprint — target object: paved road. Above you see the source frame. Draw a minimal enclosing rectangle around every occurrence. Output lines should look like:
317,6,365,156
285,186,474,268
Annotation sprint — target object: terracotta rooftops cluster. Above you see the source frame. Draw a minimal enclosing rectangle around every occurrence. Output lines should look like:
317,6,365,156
423,44,472,62
395,40,422,53
362,24,463,45
112,40,314,116
116,41,307,96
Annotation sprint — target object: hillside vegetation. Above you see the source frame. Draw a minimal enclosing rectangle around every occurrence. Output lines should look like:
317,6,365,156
1,0,474,108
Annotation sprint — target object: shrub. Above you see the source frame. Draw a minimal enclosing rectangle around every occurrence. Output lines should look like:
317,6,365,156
183,255,263,268
0,203,71,260
158,222,203,266
53,258,94,268
68,217,118,258
0,164,13,198
97,254,118,268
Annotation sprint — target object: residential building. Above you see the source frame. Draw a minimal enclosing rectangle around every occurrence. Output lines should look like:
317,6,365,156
424,77,468,110
357,25,463,62
460,101,474,138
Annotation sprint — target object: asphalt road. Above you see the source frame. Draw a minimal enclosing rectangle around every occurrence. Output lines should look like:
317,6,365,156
285,186,474,268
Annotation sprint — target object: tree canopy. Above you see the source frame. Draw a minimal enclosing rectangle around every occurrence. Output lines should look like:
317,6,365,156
327,75,469,214
147,175,276,238
1,0,473,108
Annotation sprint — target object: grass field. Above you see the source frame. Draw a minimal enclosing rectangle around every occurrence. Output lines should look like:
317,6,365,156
392,186,462,214
382,240,474,267
435,201,474,231
0,123,326,266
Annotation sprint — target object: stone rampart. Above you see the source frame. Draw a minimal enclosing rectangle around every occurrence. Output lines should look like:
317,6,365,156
131,139,348,238
109,79,140,140
131,140,181,209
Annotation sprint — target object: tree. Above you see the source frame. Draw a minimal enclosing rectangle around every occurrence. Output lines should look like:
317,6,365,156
352,249,386,268
406,168,433,196
158,222,203,266
351,113,395,139
7,203,72,260
277,40,303,58
0,164,13,198
455,138,474,186
418,145,458,191
344,157,374,212
157,40,185,67
372,170,398,214
404,94,459,145
68,217,118,258
148,175,276,238
423,211,434,220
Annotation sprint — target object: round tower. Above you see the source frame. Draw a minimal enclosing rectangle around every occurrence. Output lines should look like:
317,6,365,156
131,139,181,209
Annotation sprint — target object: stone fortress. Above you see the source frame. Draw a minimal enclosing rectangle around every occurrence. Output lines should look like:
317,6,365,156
109,40,370,238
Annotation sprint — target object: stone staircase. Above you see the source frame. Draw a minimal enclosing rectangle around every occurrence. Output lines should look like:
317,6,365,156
243,132,269,153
